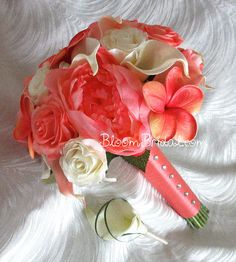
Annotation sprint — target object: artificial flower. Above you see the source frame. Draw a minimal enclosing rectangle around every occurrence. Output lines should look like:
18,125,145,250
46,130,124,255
60,138,115,193
71,37,100,75
45,48,150,156
154,48,205,88
91,16,182,47
85,198,168,244
28,63,50,105
143,71,204,141
39,28,91,69
50,159,74,196
13,15,209,230
13,77,35,158
180,49,205,86
14,92,33,143
122,39,189,80
137,22,183,47
31,96,77,160
101,26,147,62
90,17,188,80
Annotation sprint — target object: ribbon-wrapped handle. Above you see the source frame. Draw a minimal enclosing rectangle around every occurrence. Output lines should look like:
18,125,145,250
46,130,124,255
144,145,209,228
145,145,200,218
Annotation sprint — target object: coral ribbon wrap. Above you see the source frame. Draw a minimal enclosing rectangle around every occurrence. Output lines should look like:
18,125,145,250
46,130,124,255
144,145,201,218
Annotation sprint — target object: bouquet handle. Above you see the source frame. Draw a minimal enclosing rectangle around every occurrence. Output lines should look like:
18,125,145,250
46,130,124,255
143,145,209,229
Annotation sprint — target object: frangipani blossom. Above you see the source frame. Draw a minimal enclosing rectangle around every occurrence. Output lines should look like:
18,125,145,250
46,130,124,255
143,69,204,141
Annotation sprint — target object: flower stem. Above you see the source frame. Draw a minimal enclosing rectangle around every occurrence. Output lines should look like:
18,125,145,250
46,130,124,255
186,204,209,229
145,231,168,245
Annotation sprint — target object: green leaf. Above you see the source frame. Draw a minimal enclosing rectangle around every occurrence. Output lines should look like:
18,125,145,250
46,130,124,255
106,150,150,172
42,172,56,184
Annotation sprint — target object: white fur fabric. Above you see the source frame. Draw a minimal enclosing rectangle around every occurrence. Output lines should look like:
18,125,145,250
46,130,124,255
0,0,236,261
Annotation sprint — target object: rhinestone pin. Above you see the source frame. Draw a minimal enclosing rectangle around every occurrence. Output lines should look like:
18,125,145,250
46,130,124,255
162,165,167,170
153,155,159,160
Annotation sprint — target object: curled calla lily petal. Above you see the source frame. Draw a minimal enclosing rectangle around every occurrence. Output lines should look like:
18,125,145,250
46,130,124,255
85,198,168,244
122,40,189,79
71,37,100,75
28,63,49,105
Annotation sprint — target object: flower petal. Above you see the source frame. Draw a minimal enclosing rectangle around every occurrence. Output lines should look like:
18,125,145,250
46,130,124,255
13,94,33,142
167,85,204,114
50,159,73,196
165,66,186,102
143,81,166,113
170,108,197,141
149,110,176,141
71,37,100,75
106,64,144,120
98,16,123,37
69,111,108,141
181,49,205,86
122,40,189,79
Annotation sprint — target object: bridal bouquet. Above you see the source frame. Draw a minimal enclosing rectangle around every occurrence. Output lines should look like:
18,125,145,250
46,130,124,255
14,16,209,241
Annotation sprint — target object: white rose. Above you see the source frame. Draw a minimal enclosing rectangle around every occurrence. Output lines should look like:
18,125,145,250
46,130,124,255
101,27,147,62
59,138,115,192
28,63,49,104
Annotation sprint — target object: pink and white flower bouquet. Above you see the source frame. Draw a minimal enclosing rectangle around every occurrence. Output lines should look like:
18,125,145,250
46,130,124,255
14,16,209,241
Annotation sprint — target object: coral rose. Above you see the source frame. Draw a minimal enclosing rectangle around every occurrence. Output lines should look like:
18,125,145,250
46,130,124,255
137,23,183,47
154,48,205,89
31,96,77,160
13,78,35,158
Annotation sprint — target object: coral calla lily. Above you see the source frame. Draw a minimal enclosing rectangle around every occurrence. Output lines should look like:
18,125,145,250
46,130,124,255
143,74,203,142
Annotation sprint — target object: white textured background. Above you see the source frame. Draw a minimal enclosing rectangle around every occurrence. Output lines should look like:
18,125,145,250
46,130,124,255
0,0,236,261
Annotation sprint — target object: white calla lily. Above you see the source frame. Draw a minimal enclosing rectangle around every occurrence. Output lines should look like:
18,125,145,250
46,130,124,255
122,40,189,79
71,37,100,75
85,198,168,244
28,63,49,104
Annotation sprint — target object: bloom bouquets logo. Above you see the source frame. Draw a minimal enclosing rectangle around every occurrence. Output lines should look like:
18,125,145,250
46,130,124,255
14,16,209,243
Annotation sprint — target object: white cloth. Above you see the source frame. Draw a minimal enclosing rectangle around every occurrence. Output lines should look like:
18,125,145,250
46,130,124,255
0,0,236,261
